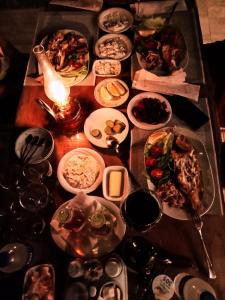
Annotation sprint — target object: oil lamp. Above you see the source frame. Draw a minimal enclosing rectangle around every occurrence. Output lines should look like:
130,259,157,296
33,44,84,131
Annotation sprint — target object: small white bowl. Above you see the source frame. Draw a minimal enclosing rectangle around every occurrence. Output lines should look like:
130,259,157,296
127,92,172,130
57,148,105,194
92,59,121,77
102,166,129,202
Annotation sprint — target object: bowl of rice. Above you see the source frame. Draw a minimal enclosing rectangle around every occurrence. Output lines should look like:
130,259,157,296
57,148,105,194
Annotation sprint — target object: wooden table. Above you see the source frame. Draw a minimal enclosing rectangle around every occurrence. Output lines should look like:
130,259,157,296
2,1,225,299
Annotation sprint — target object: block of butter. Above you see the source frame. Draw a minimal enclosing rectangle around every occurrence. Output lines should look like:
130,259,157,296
108,170,123,197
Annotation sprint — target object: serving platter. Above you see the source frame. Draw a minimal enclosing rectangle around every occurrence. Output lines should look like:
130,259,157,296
134,25,188,76
98,7,134,33
50,194,126,257
144,127,215,220
40,29,89,86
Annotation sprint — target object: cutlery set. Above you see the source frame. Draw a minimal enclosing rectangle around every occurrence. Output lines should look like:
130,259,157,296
20,134,45,163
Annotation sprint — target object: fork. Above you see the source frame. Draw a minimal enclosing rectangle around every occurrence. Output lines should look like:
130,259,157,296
191,210,216,279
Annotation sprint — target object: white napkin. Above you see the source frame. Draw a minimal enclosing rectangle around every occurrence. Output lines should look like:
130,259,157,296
49,0,103,12
132,68,200,102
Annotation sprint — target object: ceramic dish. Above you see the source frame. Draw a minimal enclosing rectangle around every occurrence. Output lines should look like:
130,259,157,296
102,166,130,202
98,7,134,33
127,92,172,130
57,148,105,194
84,108,129,148
95,33,132,61
40,29,89,86
15,127,54,164
144,127,215,220
94,78,129,107
92,59,121,77
50,193,126,257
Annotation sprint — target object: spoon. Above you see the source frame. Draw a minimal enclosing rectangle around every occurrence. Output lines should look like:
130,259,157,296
106,135,140,189
20,134,33,161
24,137,45,163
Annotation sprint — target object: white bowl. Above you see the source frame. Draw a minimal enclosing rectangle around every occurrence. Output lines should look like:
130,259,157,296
95,33,132,61
127,92,172,130
94,78,129,108
92,59,121,77
98,7,134,33
57,148,105,194
102,166,130,202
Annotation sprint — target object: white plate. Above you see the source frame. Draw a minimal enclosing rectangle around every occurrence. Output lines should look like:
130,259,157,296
15,127,54,164
40,29,89,87
144,127,215,220
95,33,132,61
84,108,129,148
127,92,172,130
57,148,105,194
98,7,134,33
50,194,126,257
102,166,130,202
92,59,121,77
94,78,129,107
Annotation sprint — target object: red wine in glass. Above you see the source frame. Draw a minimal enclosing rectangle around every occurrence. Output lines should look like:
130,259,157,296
121,189,162,231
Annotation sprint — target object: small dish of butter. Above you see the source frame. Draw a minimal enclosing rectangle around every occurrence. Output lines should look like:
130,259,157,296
102,166,129,202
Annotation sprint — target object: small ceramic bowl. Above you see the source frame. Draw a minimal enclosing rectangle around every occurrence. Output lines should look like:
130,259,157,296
102,165,129,202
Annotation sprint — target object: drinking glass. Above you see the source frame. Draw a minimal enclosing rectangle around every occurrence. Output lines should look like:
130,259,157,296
120,188,162,232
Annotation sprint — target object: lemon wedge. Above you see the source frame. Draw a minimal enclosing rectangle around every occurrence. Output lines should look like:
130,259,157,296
99,85,113,102
106,82,120,97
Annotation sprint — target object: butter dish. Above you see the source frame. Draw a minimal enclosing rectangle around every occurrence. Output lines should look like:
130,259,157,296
103,166,129,202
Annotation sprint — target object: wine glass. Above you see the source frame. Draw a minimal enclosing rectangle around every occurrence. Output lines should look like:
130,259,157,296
120,187,162,232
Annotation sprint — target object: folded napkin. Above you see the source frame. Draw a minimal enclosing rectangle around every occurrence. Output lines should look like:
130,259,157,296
49,0,103,12
130,0,187,17
132,68,200,102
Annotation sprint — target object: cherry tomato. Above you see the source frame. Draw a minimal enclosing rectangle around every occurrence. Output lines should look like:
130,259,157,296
145,156,157,167
150,145,163,157
150,168,164,180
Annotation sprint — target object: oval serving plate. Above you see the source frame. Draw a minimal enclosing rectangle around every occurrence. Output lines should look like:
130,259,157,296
127,92,172,130
57,148,105,194
84,108,129,148
95,33,132,61
134,25,188,76
98,7,134,33
144,127,215,220
40,29,89,86
94,78,129,107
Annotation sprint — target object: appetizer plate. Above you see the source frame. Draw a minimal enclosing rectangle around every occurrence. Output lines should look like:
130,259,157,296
57,148,105,194
92,59,121,77
95,33,132,61
102,165,130,202
144,127,215,220
127,92,172,130
94,78,129,107
134,25,188,76
50,194,126,257
40,29,89,86
84,108,129,148
98,7,134,33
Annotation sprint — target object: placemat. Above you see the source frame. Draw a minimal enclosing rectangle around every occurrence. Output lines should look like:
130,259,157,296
130,97,224,216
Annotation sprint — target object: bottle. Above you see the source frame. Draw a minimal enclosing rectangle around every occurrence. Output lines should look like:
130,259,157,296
174,273,217,300
0,242,32,274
